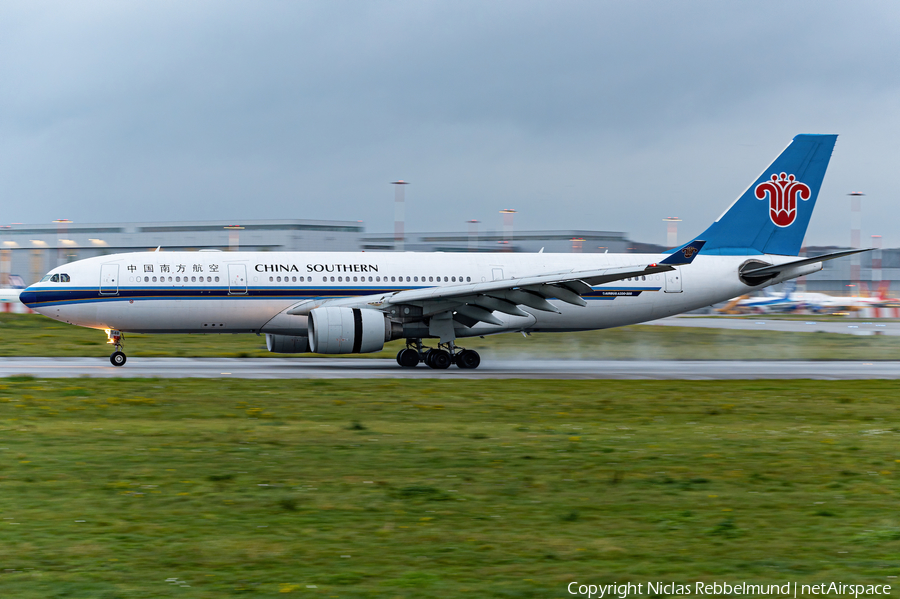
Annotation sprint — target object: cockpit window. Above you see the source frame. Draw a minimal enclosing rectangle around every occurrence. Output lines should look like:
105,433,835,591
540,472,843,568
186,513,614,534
41,273,70,283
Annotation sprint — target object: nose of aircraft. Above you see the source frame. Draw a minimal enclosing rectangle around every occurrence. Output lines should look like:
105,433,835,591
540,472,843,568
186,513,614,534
19,286,38,307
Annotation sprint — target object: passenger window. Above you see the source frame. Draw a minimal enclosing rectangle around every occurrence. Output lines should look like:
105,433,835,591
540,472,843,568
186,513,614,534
467,277,471,282
338,276,342,282
353,276,358,282
368,276,373,282
414,276,418,282
152,276,157,283
176,276,181,282
330,276,335,282
191,276,196,282
323,276,327,282
269,276,274,282
292,276,296,282
50,274,59,282
428,276,433,282
451,276,456,282
391,276,396,282
444,276,449,282
144,276,150,283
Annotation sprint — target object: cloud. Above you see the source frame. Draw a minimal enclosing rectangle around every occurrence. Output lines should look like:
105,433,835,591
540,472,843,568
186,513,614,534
1,1,899,245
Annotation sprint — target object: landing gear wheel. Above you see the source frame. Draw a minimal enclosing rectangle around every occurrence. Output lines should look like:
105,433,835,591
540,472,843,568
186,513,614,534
422,349,434,368
456,349,481,369
427,349,452,370
110,351,127,367
397,348,420,368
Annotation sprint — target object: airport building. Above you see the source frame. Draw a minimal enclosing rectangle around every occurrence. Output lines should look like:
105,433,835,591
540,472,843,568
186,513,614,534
0,218,894,296
360,230,630,254
0,219,365,286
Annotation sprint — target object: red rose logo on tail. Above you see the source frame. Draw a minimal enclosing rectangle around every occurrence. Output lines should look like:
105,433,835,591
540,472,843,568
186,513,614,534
755,173,811,227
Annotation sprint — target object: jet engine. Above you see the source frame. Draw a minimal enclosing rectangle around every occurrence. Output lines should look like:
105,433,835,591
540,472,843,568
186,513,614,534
308,307,391,354
265,334,309,354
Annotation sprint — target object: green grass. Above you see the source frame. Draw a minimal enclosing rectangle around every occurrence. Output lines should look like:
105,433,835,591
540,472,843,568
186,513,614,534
1,379,899,597
3,313,900,360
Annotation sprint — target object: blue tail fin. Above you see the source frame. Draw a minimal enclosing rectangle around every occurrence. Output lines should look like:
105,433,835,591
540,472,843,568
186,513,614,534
693,134,837,256
782,280,796,299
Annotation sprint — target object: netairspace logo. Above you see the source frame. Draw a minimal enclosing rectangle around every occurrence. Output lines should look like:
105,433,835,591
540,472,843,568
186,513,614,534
567,581,893,599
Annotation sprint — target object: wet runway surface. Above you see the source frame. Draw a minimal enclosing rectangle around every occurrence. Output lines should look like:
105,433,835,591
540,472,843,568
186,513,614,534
650,316,900,335
1,357,898,380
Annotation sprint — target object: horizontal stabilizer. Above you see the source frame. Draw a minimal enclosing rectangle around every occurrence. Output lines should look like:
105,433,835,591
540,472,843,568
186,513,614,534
741,248,871,279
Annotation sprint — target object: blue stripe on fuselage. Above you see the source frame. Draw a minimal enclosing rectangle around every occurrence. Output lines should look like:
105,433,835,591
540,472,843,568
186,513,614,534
20,285,662,308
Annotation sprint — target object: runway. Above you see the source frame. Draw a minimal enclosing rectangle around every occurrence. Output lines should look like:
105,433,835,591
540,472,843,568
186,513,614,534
1,357,898,380
650,316,900,335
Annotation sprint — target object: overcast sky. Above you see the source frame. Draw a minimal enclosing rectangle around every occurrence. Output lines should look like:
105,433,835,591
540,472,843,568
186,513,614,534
1,1,898,247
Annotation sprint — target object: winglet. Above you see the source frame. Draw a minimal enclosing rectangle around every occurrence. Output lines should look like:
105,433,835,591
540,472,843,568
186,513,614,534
660,240,705,265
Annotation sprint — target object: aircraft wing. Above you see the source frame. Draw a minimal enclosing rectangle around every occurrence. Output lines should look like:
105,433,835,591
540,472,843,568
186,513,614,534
289,261,676,325
288,241,706,327
740,248,870,279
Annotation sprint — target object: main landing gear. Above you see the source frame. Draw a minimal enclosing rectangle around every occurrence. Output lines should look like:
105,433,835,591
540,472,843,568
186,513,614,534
395,339,481,370
106,329,126,367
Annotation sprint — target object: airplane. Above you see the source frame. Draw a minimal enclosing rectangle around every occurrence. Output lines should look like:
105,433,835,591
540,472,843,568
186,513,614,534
721,278,895,315
732,281,800,313
794,281,897,313
0,288,26,313
19,134,867,369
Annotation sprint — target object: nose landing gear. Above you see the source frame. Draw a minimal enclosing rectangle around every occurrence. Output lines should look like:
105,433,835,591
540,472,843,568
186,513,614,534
106,329,126,367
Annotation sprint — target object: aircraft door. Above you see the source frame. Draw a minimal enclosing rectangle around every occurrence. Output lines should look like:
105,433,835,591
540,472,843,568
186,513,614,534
664,267,683,293
228,264,248,295
99,264,119,295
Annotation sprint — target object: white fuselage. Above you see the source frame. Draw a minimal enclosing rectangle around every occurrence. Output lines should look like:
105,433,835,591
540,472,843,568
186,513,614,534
23,250,814,340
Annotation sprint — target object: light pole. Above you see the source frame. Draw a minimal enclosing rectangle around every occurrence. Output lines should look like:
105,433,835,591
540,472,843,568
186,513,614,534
466,220,480,252
391,181,409,252
499,209,516,252
224,225,244,251
848,192,864,295
871,234,882,294
663,217,681,248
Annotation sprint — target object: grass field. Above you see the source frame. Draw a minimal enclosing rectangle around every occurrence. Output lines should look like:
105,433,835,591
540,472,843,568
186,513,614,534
3,313,900,361
2,378,899,597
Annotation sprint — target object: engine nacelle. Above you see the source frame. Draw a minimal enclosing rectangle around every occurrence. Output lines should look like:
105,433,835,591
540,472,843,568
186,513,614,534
265,334,309,354
308,307,389,354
